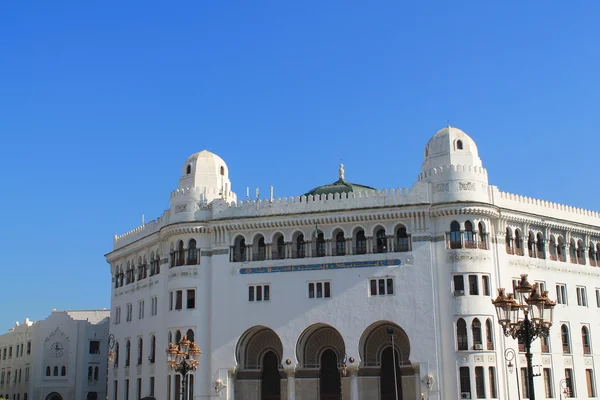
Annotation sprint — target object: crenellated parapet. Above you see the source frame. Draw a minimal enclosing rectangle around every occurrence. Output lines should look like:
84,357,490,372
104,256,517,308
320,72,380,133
113,210,170,249
491,186,600,227
211,183,429,220
418,164,488,182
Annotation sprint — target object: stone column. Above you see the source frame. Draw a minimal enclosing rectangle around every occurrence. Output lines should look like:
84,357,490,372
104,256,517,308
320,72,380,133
285,367,296,400
266,243,272,260
326,239,332,256
286,242,293,259
366,237,372,253
346,238,353,255
227,368,236,400
349,366,359,400
387,235,394,253
246,245,253,261
304,240,312,258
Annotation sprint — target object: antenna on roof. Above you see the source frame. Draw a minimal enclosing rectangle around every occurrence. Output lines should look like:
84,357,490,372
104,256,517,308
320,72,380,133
270,186,274,203
447,120,451,129
142,214,145,225
256,187,260,200
246,187,249,200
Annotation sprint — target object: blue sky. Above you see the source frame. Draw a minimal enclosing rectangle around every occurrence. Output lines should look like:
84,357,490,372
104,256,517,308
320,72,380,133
1,1,599,331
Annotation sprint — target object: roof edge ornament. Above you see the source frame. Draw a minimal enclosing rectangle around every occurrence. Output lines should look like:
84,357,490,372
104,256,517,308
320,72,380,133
339,164,345,180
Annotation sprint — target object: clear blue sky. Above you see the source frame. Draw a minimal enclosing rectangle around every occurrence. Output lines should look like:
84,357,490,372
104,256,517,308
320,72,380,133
1,1,599,331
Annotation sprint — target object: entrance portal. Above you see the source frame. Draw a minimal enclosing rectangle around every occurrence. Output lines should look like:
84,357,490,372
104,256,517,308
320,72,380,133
319,349,341,400
45,393,63,400
261,351,281,400
380,347,403,400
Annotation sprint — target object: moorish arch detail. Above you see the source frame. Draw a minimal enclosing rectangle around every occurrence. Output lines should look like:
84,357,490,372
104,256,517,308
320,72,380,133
236,326,283,370
360,321,410,366
297,323,346,368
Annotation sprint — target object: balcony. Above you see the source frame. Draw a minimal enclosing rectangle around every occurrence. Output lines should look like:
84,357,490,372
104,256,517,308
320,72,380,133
292,249,306,259
253,250,266,261
312,248,326,257
332,248,346,257
584,345,591,355
536,250,546,259
272,251,285,260
373,245,388,254
354,245,367,255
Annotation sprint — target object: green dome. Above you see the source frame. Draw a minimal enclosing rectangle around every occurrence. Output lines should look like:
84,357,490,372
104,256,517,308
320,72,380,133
304,164,378,197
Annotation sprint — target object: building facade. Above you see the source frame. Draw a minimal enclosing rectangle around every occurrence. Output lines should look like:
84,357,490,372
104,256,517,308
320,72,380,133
0,310,111,400
106,127,600,400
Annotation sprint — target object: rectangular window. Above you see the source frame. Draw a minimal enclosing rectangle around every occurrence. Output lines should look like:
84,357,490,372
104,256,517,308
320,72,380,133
151,297,158,316
469,275,479,295
137,377,141,400
9,347,12,358
369,278,395,296
454,275,465,293
577,286,588,307
248,285,270,302
512,278,519,293
126,303,133,322
89,340,100,354
543,368,554,398
167,375,172,400
150,376,155,396
536,280,547,293
169,291,173,310
521,368,529,399
308,281,331,298
489,367,498,398
475,366,485,398
186,290,196,309
175,290,183,310
115,307,121,324
596,288,600,308
565,368,575,398
114,380,118,400
482,275,490,296
556,284,567,305
26,341,31,355
125,378,130,400
138,300,145,319
587,369,597,397
541,335,550,353
459,367,471,396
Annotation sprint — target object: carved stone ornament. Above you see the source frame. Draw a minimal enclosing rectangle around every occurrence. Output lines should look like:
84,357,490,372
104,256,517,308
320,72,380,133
433,183,449,193
458,181,476,191
175,204,187,213
422,373,434,390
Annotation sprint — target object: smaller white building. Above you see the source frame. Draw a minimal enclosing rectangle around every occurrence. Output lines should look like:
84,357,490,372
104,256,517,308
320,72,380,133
0,309,110,400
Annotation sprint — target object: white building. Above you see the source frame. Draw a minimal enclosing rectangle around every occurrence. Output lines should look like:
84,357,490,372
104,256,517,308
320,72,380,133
106,127,600,400
0,310,111,400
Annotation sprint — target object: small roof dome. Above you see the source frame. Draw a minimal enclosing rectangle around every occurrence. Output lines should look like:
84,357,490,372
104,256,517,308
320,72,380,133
182,150,228,178
304,164,378,197
422,126,482,170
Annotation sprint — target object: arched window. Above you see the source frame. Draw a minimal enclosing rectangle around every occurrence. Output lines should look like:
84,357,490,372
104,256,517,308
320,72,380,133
220,166,225,176
175,330,182,345
177,240,185,266
94,366,99,381
589,244,597,266
186,164,191,174
558,236,565,261
472,319,482,347
505,228,514,254
125,340,131,367
457,319,468,350
355,229,367,254
549,235,557,260
142,256,147,278
114,342,119,367
335,232,346,256
187,239,198,265
232,236,246,262
569,239,577,263
375,228,387,253
449,221,461,249
478,222,487,250
61,366,66,376
577,240,585,264
527,231,535,258
150,335,156,363
596,243,600,265
186,329,195,342
315,232,326,257
168,331,172,345
561,325,571,354
536,233,545,259
464,221,475,248
150,252,155,276
88,366,93,380
456,140,463,150
396,226,410,252
53,366,58,376
486,319,494,350
582,326,591,354
274,235,285,260
515,230,522,255
46,366,50,376
295,233,305,258
256,236,266,261
137,338,143,365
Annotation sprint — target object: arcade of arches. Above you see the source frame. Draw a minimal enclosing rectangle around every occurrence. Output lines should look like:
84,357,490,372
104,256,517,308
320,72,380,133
234,322,419,400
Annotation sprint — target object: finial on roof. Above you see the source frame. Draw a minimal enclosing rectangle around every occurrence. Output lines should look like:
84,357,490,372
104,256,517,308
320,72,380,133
447,119,451,129
339,164,345,180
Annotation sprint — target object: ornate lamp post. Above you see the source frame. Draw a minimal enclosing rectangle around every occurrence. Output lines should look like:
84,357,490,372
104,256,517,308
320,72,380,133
165,336,201,400
504,348,520,400
492,274,555,400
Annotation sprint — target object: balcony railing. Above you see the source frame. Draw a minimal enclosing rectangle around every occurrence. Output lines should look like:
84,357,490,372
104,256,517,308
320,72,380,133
584,345,591,355
464,240,476,249
312,248,326,257
292,250,306,259
354,245,367,255
332,247,346,256
478,240,488,250
487,341,494,350
578,257,585,265
272,250,285,260
537,250,546,259
549,253,557,261
231,251,247,263
589,258,597,267
395,242,410,252
558,254,566,262
253,250,266,261
541,344,549,353
515,247,523,256
563,345,571,354
373,245,388,254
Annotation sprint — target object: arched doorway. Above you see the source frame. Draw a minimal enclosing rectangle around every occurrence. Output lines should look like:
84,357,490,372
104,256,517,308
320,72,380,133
359,321,414,400
320,349,341,400
235,326,283,400
380,347,402,400
45,393,63,400
261,351,281,400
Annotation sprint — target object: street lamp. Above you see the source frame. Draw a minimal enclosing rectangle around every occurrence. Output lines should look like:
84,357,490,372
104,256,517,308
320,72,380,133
492,275,556,400
504,348,520,400
166,336,201,400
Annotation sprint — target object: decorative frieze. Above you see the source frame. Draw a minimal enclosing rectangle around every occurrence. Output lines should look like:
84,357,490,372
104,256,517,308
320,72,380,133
239,259,401,275
458,181,477,191
433,183,449,193
447,252,491,263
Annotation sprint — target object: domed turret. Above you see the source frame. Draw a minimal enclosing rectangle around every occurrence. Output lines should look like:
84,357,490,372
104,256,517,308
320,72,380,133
422,126,482,171
419,127,489,204
170,151,237,222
